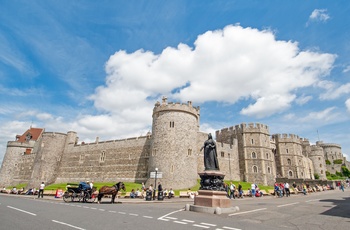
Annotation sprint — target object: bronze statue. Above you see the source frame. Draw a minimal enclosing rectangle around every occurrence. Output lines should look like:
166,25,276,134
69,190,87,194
200,133,220,171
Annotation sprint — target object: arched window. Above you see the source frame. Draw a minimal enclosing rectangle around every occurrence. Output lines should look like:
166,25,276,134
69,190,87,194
252,152,257,159
287,158,291,165
288,170,293,177
266,153,269,159
253,165,258,173
319,164,322,168
267,167,271,174
321,170,323,174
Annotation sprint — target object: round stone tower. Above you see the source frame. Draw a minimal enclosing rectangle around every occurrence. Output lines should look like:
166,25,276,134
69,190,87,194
147,97,200,190
309,145,327,180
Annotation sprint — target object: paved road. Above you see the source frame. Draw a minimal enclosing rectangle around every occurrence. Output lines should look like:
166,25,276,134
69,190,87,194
0,189,349,230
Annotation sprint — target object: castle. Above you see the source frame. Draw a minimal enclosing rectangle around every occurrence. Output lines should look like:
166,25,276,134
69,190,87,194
0,97,349,190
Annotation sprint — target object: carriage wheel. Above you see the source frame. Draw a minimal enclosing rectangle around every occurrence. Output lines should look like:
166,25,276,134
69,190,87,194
63,192,71,202
85,193,96,203
71,191,82,202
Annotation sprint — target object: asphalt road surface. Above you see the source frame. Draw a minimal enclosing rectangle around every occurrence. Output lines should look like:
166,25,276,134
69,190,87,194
0,188,349,230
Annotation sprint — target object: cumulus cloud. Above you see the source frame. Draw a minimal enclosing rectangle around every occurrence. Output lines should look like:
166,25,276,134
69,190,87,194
343,65,350,73
308,9,330,23
91,25,335,119
295,95,312,105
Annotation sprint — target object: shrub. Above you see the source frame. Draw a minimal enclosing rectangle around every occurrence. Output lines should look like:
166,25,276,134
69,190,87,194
341,166,350,177
333,159,343,164
325,159,331,165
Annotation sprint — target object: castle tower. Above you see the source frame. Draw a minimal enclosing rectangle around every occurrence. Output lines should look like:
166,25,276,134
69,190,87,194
0,128,44,187
273,134,308,179
235,123,275,185
147,97,200,190
317,141,343,175
28,132,68,188
308,145,327,180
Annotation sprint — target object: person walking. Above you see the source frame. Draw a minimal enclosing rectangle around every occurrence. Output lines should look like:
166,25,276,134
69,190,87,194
230,182,236,199
38,182,45,198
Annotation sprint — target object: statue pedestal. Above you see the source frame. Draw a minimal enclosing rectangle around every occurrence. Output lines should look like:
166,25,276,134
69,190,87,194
188,171,238,214
194,190,231,208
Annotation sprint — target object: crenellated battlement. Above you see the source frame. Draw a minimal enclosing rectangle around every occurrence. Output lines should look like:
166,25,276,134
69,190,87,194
272,133,301,143
152,96,200,119
236,122,269,134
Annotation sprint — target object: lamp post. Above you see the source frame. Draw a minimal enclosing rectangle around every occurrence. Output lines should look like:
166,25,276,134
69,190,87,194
153,168,158,200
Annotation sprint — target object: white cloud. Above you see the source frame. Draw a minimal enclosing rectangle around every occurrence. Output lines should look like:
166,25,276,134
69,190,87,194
320,83,350,100
299,107,340,123
309,9,330,22
295,95,312,105
91,25,335,120
343,65,350,73
346,99,350,113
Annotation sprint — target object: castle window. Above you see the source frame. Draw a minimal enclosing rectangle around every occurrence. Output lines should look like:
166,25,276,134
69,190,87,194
321,170,323,174
79,154,85,163
100,151,106,162
252,152,257,159
288,171,293,177
318,157,321,160
319,164,322,168
287,158,291,165
286,149,289,153
267,167,271,174
187,149,192,156
221,152,225,157
332,156,334,159
153,149,157,156
253,165,258,173
266,153,269,159
301,172,304,177
170,121,175,128
171,165,174,174
251,139,254,144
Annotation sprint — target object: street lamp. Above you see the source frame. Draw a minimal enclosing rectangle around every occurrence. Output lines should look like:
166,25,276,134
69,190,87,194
153,168,158,200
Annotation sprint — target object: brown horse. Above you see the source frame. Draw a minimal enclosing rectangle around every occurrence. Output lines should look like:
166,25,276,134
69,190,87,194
97,182,125,204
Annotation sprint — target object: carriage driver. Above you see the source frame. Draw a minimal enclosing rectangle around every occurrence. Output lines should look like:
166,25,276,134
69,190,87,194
79,181,92,202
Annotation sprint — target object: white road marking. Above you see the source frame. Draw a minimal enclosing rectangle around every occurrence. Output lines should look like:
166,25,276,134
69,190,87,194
223,226,242,230
174,221,188,224
277,202,299,207
158,208,184,220
165,217,178,220
129,213,138,216
7,206,36,216
98,209,105,211
182,219,195,223
90,207,97,210
143,216,153,219
109,211,116,213
201,222,216,226
229,208,267,216
118,211,126,214
306,199,320,202
193,224,210,228
52,220,85,230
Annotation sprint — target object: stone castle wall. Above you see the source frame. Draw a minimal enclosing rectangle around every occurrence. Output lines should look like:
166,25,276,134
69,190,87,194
56,136,151,184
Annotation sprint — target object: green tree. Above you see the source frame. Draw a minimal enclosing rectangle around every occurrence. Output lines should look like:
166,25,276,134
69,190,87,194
341,166,350,177
325,159,331,165
314,173,320,179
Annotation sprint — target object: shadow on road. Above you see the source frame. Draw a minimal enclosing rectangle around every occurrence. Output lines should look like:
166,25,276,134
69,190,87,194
319,196,350,219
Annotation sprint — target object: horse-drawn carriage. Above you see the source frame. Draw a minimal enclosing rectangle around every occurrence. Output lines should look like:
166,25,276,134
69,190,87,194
62,183,96,203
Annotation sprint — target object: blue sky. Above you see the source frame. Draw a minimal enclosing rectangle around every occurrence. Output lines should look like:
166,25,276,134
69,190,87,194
1,1,350,164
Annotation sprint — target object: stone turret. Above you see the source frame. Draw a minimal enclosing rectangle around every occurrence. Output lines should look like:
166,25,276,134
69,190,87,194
147,96,200,189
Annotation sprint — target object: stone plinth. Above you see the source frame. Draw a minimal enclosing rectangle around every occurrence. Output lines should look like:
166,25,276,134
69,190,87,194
194,190,231,208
